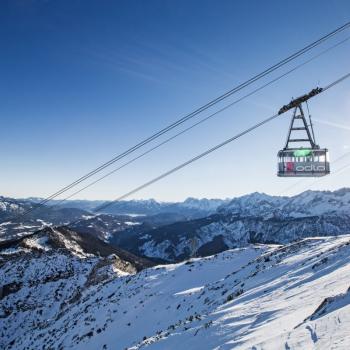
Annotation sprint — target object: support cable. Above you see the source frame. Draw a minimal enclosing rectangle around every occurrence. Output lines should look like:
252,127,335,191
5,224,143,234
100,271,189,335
18,21,350,218
94,71,350,213
36,36,350,210
306,100,317,145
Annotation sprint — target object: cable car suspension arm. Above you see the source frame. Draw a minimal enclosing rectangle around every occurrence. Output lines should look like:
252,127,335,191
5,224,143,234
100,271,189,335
278,88,323,115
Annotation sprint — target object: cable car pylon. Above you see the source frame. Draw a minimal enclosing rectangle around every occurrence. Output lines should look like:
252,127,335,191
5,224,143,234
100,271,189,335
277,88,330,177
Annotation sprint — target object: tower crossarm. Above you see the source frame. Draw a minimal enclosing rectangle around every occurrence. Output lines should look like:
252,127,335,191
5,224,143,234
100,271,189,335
278,87,323,115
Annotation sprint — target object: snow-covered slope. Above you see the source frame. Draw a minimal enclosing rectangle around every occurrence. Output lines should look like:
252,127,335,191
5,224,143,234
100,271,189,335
1,234,350,349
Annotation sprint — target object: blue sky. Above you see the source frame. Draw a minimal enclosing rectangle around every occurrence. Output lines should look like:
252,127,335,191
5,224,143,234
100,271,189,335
1,0,350,201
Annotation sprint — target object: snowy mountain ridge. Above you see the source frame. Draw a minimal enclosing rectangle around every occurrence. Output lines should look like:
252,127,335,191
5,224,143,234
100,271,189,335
6,188,350,219
218,188,350,218
21,196,229,215
1,234,350,349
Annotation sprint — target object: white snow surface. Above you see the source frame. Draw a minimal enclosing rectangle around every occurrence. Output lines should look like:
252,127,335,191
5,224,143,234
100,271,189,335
125,221,141,226
1,235,350,349
22,235,50,251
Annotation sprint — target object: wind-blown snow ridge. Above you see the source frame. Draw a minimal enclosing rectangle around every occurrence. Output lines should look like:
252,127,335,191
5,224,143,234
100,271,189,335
1,234,350,349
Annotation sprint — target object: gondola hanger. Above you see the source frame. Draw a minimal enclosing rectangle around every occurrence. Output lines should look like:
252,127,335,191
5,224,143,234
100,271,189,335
277,89,330,177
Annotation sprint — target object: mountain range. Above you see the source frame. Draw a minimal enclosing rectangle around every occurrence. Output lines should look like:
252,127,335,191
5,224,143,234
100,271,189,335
2,189,350,263
109,188,350,262
23,197,229,216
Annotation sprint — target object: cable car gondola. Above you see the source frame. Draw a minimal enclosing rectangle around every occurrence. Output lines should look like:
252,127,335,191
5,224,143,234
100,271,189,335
277,89,330,177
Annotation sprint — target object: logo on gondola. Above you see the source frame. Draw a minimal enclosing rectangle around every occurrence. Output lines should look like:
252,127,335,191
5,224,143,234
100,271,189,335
295,165,326,172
